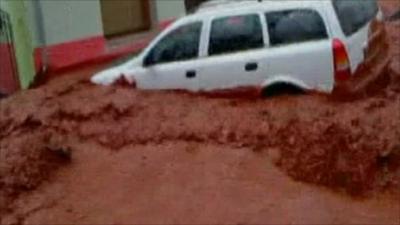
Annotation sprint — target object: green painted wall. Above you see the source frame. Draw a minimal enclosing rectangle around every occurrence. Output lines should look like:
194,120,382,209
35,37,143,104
24,0,39,47
155,0,186,21
0,29,7,43
0,0,35,89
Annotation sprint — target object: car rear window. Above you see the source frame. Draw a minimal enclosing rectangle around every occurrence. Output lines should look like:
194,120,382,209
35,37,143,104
265,9,328,46
208,14,263,56
332,0,378,36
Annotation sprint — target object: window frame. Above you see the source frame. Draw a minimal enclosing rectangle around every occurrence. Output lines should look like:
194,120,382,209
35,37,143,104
205,12,267,57
264,8,331,48
143,21,204,66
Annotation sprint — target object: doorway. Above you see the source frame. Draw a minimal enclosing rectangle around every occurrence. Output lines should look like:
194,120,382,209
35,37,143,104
100,0,151,37
0,8,20,95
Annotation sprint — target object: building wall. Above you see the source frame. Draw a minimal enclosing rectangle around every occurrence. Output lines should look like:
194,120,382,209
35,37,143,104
25,1,39,46
0,2,19,94
155,0,186,21
0,0,186,92
26,0,103,47
26,0,186,47
0,0,35,90
22,0,186,72
184,0,208,12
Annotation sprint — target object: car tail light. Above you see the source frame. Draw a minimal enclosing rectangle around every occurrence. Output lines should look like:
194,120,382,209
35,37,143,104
332,38,351,82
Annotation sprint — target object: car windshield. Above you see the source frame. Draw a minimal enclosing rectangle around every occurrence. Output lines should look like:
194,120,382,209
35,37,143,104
332,0,378,36
109,52,141,68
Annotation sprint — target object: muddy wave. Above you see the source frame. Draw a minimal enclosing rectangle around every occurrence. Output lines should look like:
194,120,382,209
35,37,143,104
1,3,400,218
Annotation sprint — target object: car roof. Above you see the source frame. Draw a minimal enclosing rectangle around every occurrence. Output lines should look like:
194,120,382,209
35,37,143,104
179,0,330,23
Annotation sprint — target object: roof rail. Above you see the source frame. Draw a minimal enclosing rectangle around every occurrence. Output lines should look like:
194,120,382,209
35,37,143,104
196,0,263,13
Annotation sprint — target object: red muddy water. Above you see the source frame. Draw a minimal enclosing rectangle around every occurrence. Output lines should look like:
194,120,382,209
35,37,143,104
1,1,400,224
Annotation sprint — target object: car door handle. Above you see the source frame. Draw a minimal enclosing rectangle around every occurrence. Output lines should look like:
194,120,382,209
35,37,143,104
245,62,258,72
186,70,196,78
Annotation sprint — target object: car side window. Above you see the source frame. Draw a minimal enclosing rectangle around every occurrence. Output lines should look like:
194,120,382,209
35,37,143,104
332,0,378,36
145,22,202,66
265,9,328,46
208,14,263,56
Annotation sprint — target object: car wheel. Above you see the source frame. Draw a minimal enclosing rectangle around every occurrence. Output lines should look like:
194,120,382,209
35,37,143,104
261,83,304,97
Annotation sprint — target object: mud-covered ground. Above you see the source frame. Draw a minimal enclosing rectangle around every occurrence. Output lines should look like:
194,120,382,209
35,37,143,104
1,2,400,224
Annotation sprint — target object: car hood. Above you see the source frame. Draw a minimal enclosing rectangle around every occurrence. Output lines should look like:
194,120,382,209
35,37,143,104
90,57,141,86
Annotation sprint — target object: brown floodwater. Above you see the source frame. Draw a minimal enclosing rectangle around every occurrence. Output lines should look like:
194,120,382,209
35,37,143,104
1,1,400,224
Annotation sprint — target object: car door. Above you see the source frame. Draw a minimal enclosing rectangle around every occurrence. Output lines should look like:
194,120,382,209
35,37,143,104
139,22,203,91
263,9,334,92
199,13,266,91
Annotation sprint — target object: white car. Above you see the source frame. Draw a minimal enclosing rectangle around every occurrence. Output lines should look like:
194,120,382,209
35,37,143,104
92,0,388,95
